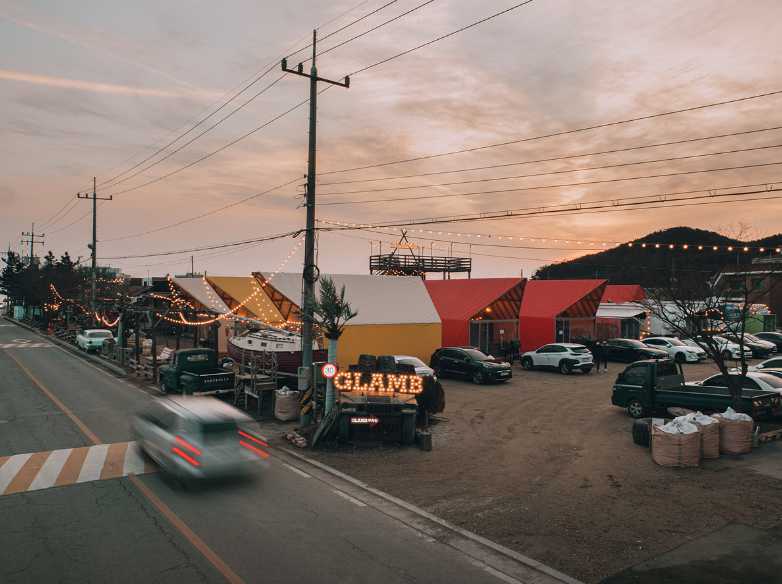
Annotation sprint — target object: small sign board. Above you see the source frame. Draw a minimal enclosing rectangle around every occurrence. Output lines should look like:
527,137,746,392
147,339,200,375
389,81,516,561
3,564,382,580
321,362,338,379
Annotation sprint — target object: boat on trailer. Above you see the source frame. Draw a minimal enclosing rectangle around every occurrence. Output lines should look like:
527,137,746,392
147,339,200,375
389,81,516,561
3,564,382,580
227,326,327,373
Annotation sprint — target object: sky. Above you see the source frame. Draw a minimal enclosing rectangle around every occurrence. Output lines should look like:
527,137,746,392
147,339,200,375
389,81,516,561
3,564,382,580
2,0,782,280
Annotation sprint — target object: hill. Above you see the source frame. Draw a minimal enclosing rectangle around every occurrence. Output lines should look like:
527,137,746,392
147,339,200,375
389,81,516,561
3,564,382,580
533,227,782,287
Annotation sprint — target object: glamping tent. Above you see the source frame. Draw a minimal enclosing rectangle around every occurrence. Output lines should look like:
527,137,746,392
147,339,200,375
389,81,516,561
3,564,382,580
425,278,525,353
253,272,442,368
206,276,285,324
519,280,607,351
602,284,646,303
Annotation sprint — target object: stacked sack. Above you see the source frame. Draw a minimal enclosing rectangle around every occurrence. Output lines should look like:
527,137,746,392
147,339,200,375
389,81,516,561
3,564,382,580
274,387,301,422
651,418,701,467
682,411,720,459
712,407,753,455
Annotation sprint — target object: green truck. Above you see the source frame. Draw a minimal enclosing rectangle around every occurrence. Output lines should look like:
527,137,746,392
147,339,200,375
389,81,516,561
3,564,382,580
611,358,781,419
158,348,235,396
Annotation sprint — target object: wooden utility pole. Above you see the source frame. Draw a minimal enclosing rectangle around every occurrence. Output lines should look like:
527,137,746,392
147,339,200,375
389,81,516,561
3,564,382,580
77,177,112,318
21,223,45,266
282,30,350,424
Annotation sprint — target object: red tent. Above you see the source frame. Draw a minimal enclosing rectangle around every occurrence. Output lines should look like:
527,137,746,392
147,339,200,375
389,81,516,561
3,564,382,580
519,279,607,351
425,278,525,347
602,284,646,303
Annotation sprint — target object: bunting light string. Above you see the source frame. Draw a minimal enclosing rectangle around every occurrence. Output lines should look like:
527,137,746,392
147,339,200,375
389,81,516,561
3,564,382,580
158,237,304,327
318,219,782,254
94,312,121,327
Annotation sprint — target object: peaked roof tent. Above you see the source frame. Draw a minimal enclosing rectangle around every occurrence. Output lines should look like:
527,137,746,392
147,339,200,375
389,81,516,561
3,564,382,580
253,272,440,325
425,278,525,321
206,276,284,323
596,303,647,319
602,284,646,303
172,276,230,314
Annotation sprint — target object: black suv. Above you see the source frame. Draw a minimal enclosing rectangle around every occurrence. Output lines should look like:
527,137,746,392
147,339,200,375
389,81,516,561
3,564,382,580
602,338,668,363
430,347,512,385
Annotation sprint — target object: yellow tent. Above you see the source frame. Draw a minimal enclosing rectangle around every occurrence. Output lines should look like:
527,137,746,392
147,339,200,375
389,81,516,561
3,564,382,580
253,272,442,368
206,276,284,325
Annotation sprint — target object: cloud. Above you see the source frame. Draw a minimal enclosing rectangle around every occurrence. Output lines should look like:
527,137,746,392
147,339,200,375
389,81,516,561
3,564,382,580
0,68,216,99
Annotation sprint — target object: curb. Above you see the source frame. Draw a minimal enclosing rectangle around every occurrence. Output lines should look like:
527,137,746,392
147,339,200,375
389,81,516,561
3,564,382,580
280,446,584,584
3,317,128,378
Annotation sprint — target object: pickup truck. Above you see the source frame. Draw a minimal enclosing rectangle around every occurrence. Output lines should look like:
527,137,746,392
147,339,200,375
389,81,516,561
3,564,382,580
611,358,781,419
158,348,235,396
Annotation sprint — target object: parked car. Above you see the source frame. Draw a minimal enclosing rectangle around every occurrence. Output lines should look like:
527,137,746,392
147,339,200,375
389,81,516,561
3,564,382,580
722,333,775,358
732,356,782,373
754,331,782,352
76,329,114,352
430,347,512,384
391,355,436,378
602,338,668,363
611,359,780,418
693,371,782,395
695,335,751,360
132,396,265,485
158,348,236,395
520,343,593,374
642,336,705,363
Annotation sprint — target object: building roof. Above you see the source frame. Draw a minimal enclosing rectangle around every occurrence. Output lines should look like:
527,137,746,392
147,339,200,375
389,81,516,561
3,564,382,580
520,279,607,319
602,284,646,303
173,276,230,314
255,272,440,325
596,302,647,319
206,276,283,322
425,278,524,320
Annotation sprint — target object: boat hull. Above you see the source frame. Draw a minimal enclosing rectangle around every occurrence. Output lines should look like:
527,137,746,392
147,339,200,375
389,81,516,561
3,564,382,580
228,339,327,374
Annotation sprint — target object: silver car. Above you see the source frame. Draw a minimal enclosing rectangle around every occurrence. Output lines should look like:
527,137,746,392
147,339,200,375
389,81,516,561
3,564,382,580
132,396,267,483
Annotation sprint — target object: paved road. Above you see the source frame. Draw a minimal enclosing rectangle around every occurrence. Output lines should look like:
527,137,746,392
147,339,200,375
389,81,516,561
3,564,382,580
0,321,577,584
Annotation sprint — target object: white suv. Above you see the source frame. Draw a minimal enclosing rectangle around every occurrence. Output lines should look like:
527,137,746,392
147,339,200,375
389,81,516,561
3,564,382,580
643,337,705,363
521,343,593,375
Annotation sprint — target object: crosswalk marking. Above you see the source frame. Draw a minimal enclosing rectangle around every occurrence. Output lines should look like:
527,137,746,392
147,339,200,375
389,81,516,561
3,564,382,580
0,442,156,496
0,342,53,349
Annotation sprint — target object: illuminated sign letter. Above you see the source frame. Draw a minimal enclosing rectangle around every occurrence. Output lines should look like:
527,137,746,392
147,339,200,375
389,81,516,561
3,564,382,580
387,374,406,393
369,373,385,392
334,372,352,390
408,375,423,394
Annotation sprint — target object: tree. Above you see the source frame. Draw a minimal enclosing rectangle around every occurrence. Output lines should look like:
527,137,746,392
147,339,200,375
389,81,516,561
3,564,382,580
641,262,781,409
310,277,358,415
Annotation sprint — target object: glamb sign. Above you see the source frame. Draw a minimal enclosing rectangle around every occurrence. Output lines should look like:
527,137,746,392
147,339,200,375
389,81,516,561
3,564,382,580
333,372,424,395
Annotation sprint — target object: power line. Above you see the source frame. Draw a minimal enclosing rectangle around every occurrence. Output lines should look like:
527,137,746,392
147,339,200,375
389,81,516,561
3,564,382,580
319,160,782,205
99,230,300,260
39,198,79,229
317,124,782,186
319,142,782,196
318,89,782,176
101,176,301,243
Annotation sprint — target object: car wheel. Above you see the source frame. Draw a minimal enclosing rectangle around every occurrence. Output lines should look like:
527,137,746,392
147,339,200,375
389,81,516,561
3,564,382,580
521,357,534,370
627,399,646,419
472,371,485,385
559,360,572,375
675,352,686,364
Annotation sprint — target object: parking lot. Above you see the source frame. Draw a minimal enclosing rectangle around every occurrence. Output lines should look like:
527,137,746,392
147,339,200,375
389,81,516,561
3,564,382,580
309,359,782,583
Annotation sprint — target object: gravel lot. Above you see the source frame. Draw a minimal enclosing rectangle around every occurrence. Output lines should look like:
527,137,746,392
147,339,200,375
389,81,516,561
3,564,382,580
308,360,782,583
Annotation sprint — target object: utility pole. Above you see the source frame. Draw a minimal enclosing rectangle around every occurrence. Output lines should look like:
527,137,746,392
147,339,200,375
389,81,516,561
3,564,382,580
190,255,195,276
77,177,112,319
21,223,45,266
282,30,350,425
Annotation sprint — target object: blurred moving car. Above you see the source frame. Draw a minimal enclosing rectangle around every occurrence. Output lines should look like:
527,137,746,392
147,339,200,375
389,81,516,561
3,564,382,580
693,371,782,395
754,331,782,352
602,338,668,362
722,333,776,358
76,329,114,352
520,343,593,374
391,355,436,378
132,396,266,484
642,336,705,363
430,347,512,384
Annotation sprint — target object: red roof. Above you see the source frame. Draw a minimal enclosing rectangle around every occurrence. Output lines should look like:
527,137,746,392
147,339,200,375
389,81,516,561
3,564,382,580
425,278,524,320
520,279,607,319
602,284,646,303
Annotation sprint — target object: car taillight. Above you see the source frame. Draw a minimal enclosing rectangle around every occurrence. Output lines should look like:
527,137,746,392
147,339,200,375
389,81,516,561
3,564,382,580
172,435,202,467
238,430,270,459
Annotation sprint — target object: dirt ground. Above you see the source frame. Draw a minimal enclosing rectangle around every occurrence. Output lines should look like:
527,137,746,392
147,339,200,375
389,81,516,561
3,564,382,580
305,361,782,583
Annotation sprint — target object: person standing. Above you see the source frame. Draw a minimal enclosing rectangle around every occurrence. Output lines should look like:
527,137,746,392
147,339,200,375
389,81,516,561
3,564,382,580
593,340,607,373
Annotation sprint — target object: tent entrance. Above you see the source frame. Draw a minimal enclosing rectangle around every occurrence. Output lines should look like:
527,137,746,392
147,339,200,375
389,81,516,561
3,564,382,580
555,318,595,344
469,319,519,355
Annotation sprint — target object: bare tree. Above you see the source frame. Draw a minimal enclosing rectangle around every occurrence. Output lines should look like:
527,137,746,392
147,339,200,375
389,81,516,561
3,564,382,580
641,263,780,409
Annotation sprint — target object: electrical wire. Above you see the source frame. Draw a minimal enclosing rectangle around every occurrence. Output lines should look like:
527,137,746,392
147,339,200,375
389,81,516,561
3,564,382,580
319,89,782,176
319,160,782,205
316,124,782,186
319,143,782,196
38,198,79,229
